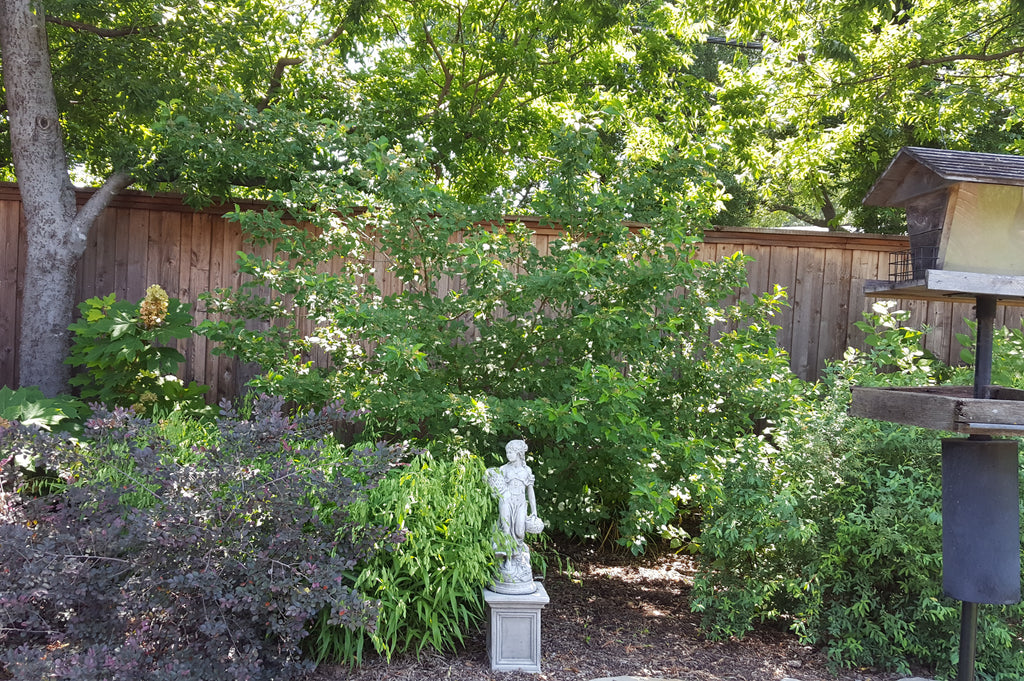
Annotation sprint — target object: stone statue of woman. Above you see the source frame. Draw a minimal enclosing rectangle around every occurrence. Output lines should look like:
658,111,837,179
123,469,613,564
486,439,544,594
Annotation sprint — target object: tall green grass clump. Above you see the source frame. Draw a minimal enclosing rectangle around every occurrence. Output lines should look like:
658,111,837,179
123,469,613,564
309,446,498,663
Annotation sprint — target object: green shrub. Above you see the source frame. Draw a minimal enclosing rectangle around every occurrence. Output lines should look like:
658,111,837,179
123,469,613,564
66,286,209,417
844,301,960,387
199,137,800,550
959,317,1024,389
309,446,498,662
693,304,1024,678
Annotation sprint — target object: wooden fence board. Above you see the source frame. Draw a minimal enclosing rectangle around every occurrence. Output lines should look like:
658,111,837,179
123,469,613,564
767,245,799,353
903,298,930,346
923,301,954,364
174,213,195,377
113,207,131,300
156,210,182,297
78,213,97,303
91,208,116,300
742,244,772,305
127,208,150,302
215,218,243,401
1003,307,1024,333
790,247,827,379
950,301,976,363
0,200,21,388
847,248,884,350
817,248,853,370
188,213,214,391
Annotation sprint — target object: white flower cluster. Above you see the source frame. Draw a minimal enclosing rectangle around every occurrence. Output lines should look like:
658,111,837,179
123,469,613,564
306,326,364,359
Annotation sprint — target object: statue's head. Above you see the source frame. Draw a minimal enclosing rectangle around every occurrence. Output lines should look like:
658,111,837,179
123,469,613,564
505,439,528,462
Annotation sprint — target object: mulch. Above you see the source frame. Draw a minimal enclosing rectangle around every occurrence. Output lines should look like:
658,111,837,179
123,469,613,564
313,539,934,681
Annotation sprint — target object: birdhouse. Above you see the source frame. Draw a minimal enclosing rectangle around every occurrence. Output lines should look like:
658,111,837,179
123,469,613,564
855,148,1024,681
863,146,1024,300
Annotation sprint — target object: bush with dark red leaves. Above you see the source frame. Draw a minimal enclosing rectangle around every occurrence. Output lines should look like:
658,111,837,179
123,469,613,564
0,396,401,681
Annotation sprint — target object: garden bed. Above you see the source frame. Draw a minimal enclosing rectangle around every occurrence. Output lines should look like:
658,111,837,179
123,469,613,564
315,539,932,681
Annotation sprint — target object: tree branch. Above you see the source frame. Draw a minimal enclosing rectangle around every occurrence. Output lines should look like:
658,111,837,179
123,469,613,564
818,183,837,225
257,57,303,111
421,22,453,104
706,36,763,50
45,16,152,38
322,24,346,47
255,19,359,111
767,203,830,228
906,44,1024,69
71,171,133,248
838,43,1024,89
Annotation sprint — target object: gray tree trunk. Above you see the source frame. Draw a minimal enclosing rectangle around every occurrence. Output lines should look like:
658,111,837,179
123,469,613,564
0,0,130,397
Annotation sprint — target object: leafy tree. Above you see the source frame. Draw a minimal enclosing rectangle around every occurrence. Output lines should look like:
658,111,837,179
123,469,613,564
10,0,1024,398
0,1,131,396
1,0,723,395
0,0,321,395
198,130,796,549
3,0,783,549
699,0,1024,230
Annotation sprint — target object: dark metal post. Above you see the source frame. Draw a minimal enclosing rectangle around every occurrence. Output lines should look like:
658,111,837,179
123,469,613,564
958,602,979,681
974,295,996,399
957,294,997,681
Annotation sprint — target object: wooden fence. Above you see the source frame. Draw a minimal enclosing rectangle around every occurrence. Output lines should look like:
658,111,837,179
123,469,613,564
3,183,1018,400
701,227,1024,379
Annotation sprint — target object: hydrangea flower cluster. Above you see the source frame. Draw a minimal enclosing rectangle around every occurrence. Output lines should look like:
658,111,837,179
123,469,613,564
138,284,169,329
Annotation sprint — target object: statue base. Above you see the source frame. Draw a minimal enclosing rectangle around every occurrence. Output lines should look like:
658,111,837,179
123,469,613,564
489,579,538,595
483,582,549,673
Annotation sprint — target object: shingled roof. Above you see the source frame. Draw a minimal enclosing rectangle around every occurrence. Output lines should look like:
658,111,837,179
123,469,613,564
863,147,1024,207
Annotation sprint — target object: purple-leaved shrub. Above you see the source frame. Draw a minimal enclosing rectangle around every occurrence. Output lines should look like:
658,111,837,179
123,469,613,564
0,396,400,681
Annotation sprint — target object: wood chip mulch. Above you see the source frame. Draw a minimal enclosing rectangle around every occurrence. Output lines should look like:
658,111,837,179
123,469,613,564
314,540,934,681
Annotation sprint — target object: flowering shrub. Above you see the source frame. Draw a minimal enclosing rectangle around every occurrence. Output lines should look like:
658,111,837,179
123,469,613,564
138,284,171,329
0,397,401,680
65,286,209,417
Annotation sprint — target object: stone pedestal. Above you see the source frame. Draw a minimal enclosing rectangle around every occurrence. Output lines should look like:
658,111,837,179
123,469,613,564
483,582,549,673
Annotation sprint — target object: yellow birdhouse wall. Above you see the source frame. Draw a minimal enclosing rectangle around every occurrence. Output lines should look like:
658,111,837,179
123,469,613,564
940,183,1024,275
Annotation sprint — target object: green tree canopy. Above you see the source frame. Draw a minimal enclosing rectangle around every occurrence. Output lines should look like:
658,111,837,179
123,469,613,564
701,0,1024,230
2,0,725,207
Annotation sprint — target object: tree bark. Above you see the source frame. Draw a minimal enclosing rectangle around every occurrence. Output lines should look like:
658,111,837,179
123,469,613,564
0,0,130,396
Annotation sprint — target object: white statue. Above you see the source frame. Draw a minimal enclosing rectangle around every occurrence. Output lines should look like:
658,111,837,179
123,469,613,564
486,439,544,594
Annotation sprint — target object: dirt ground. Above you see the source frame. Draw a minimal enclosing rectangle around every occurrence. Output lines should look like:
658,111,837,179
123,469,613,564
314,540,935,681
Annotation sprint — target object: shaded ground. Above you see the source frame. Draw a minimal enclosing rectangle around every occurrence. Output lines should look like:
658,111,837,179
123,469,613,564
315,540,934,681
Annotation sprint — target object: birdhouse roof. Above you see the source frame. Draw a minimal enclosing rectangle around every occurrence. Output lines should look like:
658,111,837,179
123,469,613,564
863,147,1024,207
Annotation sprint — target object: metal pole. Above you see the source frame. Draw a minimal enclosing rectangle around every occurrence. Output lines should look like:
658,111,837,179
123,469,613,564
974,295,996,399
957,295,996,681
958,601,979,681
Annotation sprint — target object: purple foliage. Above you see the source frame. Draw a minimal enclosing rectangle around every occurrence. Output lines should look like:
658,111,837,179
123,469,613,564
0,397,401,680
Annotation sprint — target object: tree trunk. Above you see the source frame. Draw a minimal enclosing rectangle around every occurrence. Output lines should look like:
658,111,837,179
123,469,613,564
0,0,130,396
